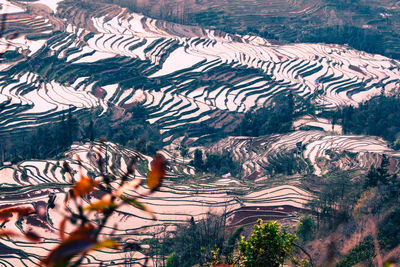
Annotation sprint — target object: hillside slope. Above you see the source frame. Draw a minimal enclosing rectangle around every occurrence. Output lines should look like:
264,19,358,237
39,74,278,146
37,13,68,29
1,0,399,144
0,0,399,265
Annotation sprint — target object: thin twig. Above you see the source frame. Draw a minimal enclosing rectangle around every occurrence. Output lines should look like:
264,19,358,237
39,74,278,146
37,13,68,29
70,151,135,266
294,243,314,267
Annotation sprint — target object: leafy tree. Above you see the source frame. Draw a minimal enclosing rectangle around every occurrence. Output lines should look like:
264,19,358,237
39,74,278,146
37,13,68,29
364,154,395,189
235,93,295,137
66,107,78,144
378,208,400,250
338,96,400,143
150,213,242,266
166,253,180,267
204,152,242,177
237,219,298,267
264,151,312,176
190,150,242,177
297,215,315,243
87,119,95,142
179,145,189,164
336,236,375,267
179,145,188,158
87,104,162,155
193,149,204,172
307,171,362,230
0,103,161,164
223,226,244,258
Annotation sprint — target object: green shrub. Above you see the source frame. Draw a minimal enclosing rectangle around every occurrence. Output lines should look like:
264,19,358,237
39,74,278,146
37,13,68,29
297,215,315,243
166,253,180,267
337,236,375,267
378,208,400,250
237,219,298,267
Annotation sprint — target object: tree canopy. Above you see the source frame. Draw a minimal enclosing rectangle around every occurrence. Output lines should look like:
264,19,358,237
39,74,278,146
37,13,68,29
237,219,298,267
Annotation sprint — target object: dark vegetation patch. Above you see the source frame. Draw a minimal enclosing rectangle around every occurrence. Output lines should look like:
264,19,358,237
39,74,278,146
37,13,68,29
336,96,400,145
303,25,386,58
378,208,400,251
304,156,400,264
146,214,243,267
89,104,161,156
337,236,375,267
0,103,161,164
190,149,242,177
234,93,295,137
263,151,313,176
0,108,80,164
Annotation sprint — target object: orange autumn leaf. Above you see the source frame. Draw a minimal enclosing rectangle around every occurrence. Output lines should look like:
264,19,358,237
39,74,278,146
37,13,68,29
41,224,97,266
146,154,167,191
41,238,96,267
0,206,35,221
41,238,119,266
72,176,99,197
41,224,118,266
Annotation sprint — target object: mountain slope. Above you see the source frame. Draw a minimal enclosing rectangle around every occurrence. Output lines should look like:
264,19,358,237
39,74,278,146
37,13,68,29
1,0,399,144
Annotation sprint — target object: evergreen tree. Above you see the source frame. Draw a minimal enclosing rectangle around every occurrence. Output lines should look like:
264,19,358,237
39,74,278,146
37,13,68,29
88,120,94,142
193,149,204,172
364,154,392,188
297,215,315,243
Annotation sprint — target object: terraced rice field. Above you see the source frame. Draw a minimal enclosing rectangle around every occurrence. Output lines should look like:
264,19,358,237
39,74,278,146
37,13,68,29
1,134,397,264
0,141,311,265
132,0,321,18
0,1,399,265
1,1,400,143
199,130,400,178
